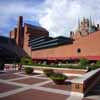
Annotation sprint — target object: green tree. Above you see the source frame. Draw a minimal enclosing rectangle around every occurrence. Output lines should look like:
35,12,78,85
20,56,33,65
80,58,89,68
95,61,100,67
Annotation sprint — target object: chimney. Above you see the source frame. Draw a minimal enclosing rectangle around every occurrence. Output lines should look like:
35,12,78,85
17,16,24,47
18,16,23,27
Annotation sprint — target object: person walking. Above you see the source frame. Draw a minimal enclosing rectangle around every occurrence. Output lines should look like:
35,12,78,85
18,64,22,71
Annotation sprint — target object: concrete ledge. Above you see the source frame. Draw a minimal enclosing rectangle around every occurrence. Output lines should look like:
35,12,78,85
71,68,100,83
70,68,100,97
24,65,87,75
24,65,87,71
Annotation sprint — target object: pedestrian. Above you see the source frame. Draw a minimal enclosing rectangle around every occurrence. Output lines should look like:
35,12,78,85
18,64,22,71
86,66,91,72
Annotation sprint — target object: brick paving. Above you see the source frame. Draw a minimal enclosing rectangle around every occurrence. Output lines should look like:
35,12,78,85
0,89,68,100
0,73,22,80
18,72,41,76
0,83,20,93
0,71,99,100
37,74,77,79
82,99,94,100
41,76,76,91
42,82,71,91
13,77,48,85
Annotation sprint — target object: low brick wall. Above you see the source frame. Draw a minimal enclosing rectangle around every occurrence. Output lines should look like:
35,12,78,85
54,69,86,74
71,68,100,96
71,83,84,93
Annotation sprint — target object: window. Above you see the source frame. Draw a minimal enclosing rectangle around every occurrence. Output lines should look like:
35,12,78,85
77,48,81,53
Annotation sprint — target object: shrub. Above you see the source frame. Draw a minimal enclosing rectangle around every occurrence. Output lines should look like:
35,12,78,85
89,61,100,70
50,73,68,84
95,61,100,67
24,67,33,74
43,69,54,77
80,58,89,68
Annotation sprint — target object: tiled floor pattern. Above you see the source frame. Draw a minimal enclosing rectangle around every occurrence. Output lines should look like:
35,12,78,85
0,71,99,100
0,83,20,93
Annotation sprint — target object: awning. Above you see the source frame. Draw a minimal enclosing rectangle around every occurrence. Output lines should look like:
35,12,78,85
85,56,100,60
32,56,100,61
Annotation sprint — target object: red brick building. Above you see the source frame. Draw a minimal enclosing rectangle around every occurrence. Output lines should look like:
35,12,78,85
10,16,100,63
10,16,49,57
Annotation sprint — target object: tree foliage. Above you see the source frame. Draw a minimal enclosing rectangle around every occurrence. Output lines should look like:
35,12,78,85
80,58,89,68
20,56,33,65
95,61,100,67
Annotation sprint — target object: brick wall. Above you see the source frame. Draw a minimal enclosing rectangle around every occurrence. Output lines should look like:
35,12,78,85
32,31,100,60
71,69,100,96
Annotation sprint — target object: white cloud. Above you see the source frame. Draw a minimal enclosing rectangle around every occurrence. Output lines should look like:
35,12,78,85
38,0,100,37
0,1,42,36
0,0,100,37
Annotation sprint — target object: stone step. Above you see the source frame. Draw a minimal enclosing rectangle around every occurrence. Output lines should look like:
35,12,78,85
88,90,100,95
95,83,100,85
93,85,100,90
87,84,100,95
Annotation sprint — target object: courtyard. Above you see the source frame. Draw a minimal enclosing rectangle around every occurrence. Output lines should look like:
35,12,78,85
0,68,100,100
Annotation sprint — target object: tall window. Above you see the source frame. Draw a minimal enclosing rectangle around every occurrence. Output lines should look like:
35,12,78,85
77,48,81,53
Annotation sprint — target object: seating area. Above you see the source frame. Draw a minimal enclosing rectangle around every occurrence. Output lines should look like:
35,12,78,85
0,65,100,100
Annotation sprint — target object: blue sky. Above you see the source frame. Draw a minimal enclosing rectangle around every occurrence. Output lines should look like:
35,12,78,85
0,0,100,37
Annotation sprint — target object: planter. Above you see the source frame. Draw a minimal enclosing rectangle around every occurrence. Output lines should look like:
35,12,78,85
24,67,33,74
43,69,54,77
50,73,67,85
52,79,66,84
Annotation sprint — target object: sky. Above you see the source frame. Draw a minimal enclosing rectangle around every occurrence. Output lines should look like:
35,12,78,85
0,0,100,37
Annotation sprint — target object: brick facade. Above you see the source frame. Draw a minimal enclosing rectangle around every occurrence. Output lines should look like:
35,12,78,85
10,16,49,57
10,16,100,61
32,30,100,60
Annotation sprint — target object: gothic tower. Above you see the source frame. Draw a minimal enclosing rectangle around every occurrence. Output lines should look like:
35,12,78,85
79,18,89,36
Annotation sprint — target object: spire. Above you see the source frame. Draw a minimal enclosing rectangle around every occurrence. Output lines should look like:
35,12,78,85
92,19,95,26
78,17,80,29
89,16,92,27
83,17,85,22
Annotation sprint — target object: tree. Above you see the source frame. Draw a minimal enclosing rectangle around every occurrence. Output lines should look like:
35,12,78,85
95,61,100,67
20,56,33,65
80,58,89,68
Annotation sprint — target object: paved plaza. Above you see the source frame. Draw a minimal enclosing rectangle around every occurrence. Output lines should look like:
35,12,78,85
0,70,100,100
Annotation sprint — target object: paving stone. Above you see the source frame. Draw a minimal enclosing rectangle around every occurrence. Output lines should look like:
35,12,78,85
18,72,41,76
0,83,20,93
41,81,71,91
0,72,99,100
13,77,48,85
0,73,22,80
0,89,69,100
